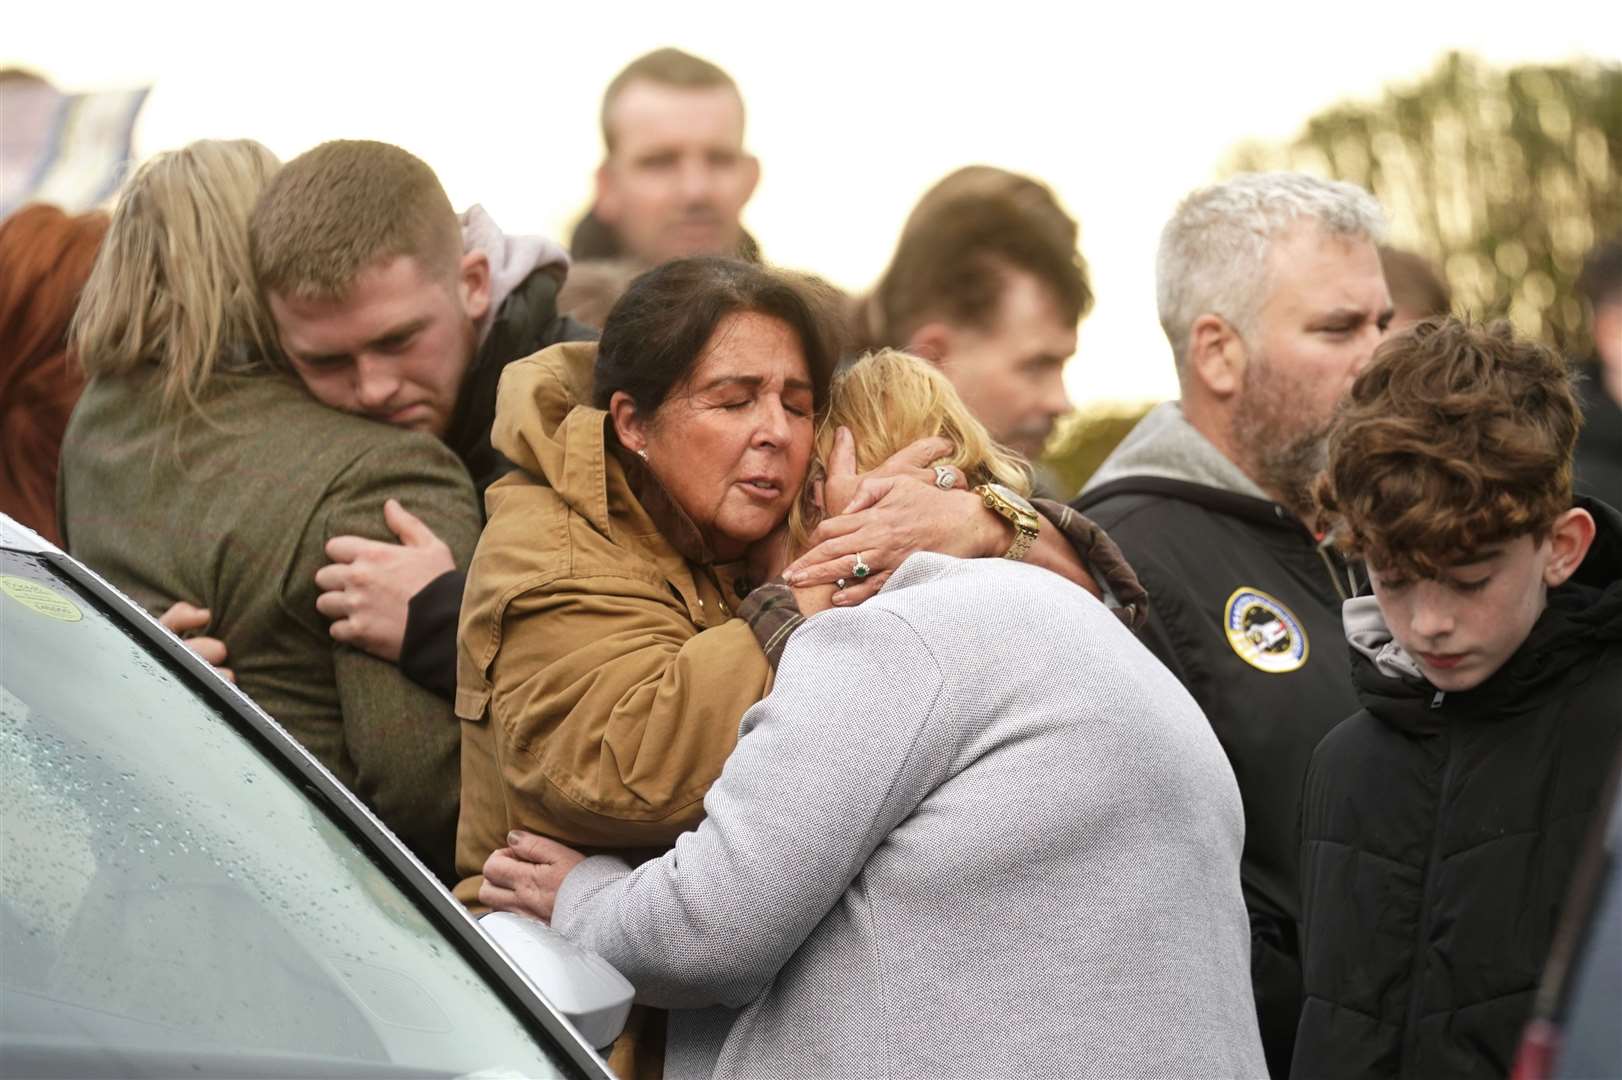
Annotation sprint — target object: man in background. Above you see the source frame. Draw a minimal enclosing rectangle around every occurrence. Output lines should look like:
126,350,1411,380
860,167,1092,488
1378,243,1451,332
1076,171,1393,1073
1575,238,1622,504
567,48,760,277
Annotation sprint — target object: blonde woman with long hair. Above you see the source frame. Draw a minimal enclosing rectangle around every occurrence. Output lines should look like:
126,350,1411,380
57,139,483,883
481,349,1268,1079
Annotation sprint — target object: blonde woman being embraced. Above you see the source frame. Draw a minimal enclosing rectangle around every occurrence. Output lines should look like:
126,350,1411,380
482,350,1267,1080
58,140,482,882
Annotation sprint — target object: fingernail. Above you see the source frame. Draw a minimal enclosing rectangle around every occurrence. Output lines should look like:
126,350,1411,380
832,592,848,606
507,831,523,845
782,571,801,586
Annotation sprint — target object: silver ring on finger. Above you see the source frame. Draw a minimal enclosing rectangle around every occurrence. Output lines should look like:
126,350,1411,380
852,552,871,579
933,464,957,490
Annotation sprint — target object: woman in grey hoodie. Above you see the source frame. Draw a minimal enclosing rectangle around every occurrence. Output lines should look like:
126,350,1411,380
481,351,1267,1080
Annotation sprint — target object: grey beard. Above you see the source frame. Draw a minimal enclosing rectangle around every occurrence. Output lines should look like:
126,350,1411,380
1231,352,1331,522
1251,427,1328,522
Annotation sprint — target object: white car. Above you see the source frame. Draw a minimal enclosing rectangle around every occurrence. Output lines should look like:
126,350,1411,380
0,516,630,1079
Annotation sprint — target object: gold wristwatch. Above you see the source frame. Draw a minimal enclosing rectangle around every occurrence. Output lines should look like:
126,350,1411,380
973,483,1040,561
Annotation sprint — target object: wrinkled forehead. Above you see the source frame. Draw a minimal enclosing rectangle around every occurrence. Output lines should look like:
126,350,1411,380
606,81,746,156
1260,222,1388,314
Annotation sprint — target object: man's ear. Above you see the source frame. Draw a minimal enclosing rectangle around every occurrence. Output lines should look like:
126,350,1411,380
608,390,647,454
459,250,492,323
905,322,953,367
594,160,620,224
740,153,761,204
1544,507,1597,587
1186,313,1246,399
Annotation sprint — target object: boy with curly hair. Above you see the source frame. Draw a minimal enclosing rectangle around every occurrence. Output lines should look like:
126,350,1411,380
1291,318,1622,1079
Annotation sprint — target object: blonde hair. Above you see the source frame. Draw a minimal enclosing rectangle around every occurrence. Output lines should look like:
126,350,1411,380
249,140,462,300
789,349,1033,549
71,139,282,416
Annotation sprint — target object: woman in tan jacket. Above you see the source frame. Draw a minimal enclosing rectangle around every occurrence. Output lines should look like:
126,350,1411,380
454,257,1143,1074
453,257,1135,901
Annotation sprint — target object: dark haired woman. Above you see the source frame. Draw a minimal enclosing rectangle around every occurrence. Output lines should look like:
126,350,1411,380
452,257,1142,1074
451,258,1141,895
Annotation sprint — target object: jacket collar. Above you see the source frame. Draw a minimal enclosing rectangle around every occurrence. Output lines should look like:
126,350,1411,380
1082,401,1271,501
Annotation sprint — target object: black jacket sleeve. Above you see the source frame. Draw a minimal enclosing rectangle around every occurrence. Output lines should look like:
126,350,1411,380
400,569,465,702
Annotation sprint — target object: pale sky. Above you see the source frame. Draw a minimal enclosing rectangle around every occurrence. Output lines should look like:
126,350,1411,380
6,0,1615,408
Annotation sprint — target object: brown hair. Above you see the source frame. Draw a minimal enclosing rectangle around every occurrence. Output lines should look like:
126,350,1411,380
1378,245,1451,321
250,140,461,301
593,256,840,417
600,48,741,154
0,204,109,543
1316,317,1582,577
870,178,1092,349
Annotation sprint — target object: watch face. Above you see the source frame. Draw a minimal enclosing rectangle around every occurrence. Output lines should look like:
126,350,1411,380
985,483,1036,515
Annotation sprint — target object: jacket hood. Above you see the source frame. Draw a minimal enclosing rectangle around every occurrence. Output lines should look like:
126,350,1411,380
1081,401,1271,500
490,340,723,564
1345,496,1622,730
490,340,615,532
461,204,570,348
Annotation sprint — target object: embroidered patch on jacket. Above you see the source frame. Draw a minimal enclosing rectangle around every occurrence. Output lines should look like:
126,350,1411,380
1223,586,1308,673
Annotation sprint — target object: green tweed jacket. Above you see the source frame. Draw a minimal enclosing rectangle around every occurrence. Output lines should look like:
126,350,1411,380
58,367,481,883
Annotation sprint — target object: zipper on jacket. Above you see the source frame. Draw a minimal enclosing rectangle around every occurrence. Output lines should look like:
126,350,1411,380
1430,691,1445,710
1314,535,1354,602
1398,723,1455,1074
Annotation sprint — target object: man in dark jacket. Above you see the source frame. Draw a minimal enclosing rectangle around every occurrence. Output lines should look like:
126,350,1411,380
1295,317,1622,1078
1574,239,1622,505
1074,172,1393,1073
250,140,595,699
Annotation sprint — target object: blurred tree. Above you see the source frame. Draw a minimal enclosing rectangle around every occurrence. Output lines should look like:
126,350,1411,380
1041,401,1152,499
1227,52,1621,353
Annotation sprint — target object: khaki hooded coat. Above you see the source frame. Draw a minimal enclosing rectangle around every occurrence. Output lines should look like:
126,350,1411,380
453,342,773,905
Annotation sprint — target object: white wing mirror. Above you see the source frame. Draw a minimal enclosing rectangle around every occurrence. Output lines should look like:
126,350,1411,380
479,912,634,1050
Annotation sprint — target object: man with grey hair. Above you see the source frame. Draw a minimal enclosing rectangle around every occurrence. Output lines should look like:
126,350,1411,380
1074,171,1393,1074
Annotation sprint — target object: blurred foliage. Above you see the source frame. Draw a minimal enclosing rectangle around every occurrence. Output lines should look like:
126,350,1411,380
1044,52,1619,495
1041,401,1153,498
1227,51,1622,353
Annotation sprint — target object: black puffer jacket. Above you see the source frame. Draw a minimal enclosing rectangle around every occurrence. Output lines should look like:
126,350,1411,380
399,269,596,699
1575,363,1622,506
1292,498,1622,1079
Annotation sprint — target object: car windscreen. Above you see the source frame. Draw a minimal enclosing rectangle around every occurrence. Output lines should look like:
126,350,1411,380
0,548,581,1080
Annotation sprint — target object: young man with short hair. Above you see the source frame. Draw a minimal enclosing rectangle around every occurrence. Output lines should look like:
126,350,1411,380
864,169,1093,468
1293,317,1622,1078
568,47,760,268
251,140,594,697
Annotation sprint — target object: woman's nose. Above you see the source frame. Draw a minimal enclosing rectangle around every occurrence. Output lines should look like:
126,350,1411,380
753,397,791,447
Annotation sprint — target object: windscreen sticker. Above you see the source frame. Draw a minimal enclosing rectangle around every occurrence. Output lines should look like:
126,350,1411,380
1223,586,1307,674
0,575,83,622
